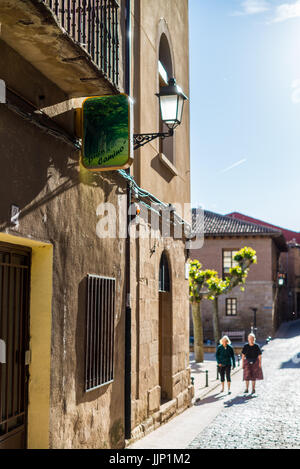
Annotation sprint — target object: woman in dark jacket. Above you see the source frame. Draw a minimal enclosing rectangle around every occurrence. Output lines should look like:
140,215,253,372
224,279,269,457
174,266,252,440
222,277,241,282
216,335,236,394
242,333,263,395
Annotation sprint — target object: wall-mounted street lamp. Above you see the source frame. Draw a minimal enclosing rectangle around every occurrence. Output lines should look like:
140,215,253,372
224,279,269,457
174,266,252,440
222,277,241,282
278,272,286,286
133,78,188,150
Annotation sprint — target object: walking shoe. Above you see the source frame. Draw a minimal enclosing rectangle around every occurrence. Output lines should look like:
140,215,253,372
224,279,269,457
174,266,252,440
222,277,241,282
244,389,249,394
228,391,231,395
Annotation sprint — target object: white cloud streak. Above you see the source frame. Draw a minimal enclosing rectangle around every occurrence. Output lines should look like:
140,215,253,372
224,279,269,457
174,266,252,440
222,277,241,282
219,158,247,174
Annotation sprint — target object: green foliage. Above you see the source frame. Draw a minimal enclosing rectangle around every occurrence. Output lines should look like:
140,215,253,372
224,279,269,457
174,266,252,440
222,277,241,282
206,277,229,300
189,246,257,302
189,260,217,303
234,246,257,263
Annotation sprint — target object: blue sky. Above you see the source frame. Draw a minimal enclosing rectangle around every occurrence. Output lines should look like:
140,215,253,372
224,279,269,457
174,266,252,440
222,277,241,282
189,0,300,231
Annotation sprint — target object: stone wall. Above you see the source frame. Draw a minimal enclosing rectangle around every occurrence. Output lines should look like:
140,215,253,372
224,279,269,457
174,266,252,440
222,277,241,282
129,231,193,444
127,0,192,443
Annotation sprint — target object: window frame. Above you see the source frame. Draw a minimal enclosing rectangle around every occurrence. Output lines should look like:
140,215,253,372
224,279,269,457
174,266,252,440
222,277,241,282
226,298,238,317
222,249,239,279
158,33,175,165
159,252,171,293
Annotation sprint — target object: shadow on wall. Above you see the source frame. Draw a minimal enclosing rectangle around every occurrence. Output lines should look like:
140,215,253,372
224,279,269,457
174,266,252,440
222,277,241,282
0,107,126,229
0,107,76,227
150,154,175,184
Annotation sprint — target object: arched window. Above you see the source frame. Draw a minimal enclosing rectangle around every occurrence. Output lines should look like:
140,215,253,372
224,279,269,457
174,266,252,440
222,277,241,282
158,250,172,402
158,34,174,164
159,251,170,292
159,34,173,80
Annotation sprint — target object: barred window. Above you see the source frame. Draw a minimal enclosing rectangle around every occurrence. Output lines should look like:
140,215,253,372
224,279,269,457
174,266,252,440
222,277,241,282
85,275,116,392
226,298,237,316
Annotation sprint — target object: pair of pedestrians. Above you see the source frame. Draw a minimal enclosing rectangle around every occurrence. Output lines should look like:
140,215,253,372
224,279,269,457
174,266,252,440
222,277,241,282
216,333,263,395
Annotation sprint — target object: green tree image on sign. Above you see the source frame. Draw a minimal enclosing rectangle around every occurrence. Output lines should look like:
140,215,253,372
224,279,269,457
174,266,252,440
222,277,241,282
81,94,133,171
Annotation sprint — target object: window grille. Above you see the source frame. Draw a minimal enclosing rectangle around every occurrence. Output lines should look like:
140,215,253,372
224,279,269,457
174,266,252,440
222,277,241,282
85,275,115,392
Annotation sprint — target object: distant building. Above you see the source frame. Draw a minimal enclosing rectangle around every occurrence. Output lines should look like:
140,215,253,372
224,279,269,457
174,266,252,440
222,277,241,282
191,210,288,343
227,212,300,322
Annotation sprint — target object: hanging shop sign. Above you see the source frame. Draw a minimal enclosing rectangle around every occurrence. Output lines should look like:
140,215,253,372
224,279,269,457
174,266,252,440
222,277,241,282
76,94,133,172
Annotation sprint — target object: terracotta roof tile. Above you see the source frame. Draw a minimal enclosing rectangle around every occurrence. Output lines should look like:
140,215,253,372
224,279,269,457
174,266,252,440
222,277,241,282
200,210,282,235
191,209,288,251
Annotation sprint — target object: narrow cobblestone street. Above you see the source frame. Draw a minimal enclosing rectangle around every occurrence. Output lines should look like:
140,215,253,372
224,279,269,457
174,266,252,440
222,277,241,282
128,320,300,450
188,320,300,449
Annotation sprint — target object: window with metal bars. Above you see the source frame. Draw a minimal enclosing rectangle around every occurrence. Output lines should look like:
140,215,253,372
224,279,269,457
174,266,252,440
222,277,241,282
85,275,115,392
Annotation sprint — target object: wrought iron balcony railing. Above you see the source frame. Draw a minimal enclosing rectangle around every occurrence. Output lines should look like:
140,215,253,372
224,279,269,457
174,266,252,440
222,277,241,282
43,0,119,87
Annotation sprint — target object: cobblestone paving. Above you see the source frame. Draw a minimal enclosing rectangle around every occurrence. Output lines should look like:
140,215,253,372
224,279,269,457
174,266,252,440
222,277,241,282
188,321,300,449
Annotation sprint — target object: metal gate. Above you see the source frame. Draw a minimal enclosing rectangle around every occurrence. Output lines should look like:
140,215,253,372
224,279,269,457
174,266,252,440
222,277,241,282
0,243,31,449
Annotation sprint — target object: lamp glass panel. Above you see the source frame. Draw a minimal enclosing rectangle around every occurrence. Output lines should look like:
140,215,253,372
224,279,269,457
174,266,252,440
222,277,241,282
160,95,178,123
176,96,184,123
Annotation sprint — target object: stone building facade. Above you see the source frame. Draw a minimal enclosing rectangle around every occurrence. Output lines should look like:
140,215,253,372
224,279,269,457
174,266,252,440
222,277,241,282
0,0,192,449
190,211,288,344
127,0,193,444
227,212,300,322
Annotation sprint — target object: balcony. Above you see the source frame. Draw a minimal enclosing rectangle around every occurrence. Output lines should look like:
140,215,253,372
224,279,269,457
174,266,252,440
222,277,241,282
0,0,120,97
42,0,119,87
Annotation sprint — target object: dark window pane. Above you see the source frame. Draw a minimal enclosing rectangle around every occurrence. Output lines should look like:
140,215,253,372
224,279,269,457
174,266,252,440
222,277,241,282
159,252,170,292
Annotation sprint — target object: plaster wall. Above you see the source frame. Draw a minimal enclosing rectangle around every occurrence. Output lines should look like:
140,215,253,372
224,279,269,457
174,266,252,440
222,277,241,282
131,0,190,207
0,41,127,448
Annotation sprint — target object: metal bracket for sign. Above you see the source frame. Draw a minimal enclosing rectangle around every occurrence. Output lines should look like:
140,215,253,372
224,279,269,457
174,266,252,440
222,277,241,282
133,129,174,151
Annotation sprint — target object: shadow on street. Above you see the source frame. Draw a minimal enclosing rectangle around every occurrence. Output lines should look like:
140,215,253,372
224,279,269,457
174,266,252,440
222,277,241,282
223,394,257,408
194,392,257,408
280,352,300,369
194,393,224,406
276,320,300,339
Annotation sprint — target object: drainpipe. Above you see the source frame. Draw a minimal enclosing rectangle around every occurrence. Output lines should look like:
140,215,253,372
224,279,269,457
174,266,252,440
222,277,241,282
124,0,132,441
